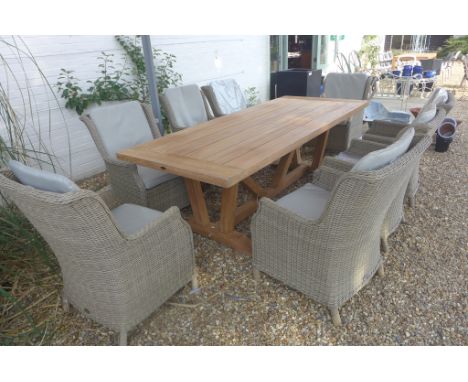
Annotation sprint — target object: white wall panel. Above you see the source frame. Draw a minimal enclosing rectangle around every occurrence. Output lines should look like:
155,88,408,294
0,35,270,180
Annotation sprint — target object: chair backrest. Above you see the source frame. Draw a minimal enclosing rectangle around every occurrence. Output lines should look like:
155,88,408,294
413,90,442,124
201,79,247,117
8,160,79,193
314,134,431,280
82,101,159,159
323,72,371,100
160,84,209,130
351,127,415,171
0,171,130,281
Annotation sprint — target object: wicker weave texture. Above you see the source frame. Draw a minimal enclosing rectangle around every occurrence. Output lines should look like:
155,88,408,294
251,135,431,311
80,102,189,211
0,173,195,336
321,135,431,235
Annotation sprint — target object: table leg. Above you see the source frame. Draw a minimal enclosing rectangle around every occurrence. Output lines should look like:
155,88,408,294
185,179,252,255
272,151,295,188
220,184,238,233
311,130,329,170
184,179,210,225
291,148,303,167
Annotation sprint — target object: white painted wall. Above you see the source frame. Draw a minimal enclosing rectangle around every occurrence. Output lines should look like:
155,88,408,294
0,35,270,180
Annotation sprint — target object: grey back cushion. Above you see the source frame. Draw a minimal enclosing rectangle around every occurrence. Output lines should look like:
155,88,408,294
160,84,208,129
425,87,448,107
8,160,79,193
88,101,154,158
413,97,437,124
351,127,415,172
323,72,370,100
206,79,247,116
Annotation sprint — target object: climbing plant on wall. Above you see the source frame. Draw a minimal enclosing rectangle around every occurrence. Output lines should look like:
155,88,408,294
56,36,182,116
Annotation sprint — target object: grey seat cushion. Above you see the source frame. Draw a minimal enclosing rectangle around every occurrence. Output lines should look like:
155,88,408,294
160,84,208,129
203,79,247,116
111,203,163,235
364,101,413,124
323,72,370,99
8,160,79,193
351,127,415,172
276,183,330,220
137,166,178,189
87,101,155,159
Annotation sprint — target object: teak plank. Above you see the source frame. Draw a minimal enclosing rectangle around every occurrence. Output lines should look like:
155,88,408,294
117,97,368,189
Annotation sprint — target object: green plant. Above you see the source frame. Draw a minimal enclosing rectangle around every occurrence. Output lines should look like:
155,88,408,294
359,35,380,74
437,36,468,58
1,36,67,345
244,86,260,107
57,35,183,123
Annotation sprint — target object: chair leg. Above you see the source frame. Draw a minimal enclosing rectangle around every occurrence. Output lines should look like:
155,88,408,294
378,263,385,278
62,294,70,313
330,307,342,326
381,235,389,253
119,330,127,346
253,268,261,283
191,267,199,292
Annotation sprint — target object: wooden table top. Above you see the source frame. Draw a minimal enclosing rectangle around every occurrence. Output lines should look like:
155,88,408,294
117,96,368,188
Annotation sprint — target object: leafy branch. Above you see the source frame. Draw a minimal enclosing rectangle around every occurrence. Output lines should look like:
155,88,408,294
56,35,183,118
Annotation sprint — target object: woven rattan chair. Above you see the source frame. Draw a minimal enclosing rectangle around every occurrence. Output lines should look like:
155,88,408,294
334,124,430,207
322,73,376,152
159,84,210,132
251,132,430,326
321,131,432,251
80,101,189,211
0,171,197,345
363,89,454,145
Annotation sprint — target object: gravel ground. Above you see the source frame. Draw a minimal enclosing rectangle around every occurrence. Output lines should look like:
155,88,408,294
7,67,467,346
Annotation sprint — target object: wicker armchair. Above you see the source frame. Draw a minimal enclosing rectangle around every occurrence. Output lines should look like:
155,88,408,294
335,124,430,207
251,134,429,326
320,133,432,251
80,101,189,211
363,90,454,145
0,172,197,345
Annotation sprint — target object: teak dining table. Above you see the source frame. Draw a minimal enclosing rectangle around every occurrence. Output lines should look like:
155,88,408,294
117,96,368,255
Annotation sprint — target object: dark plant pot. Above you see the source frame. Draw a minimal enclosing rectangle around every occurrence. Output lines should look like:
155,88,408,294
435,135,453,152
435,121,456,152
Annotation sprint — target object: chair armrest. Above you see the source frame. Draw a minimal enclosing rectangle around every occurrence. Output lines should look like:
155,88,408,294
368,120,407,137
362,133,397,145
105,158,137,169
347,139,387,156
124,206,193,244
412,123,432,136
321,156,355,172
97,185,122,210
104,158,147,205
313,161,349,191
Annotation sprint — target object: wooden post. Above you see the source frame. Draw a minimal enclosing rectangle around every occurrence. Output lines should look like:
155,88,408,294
220,184,239,233
184,179,210,225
